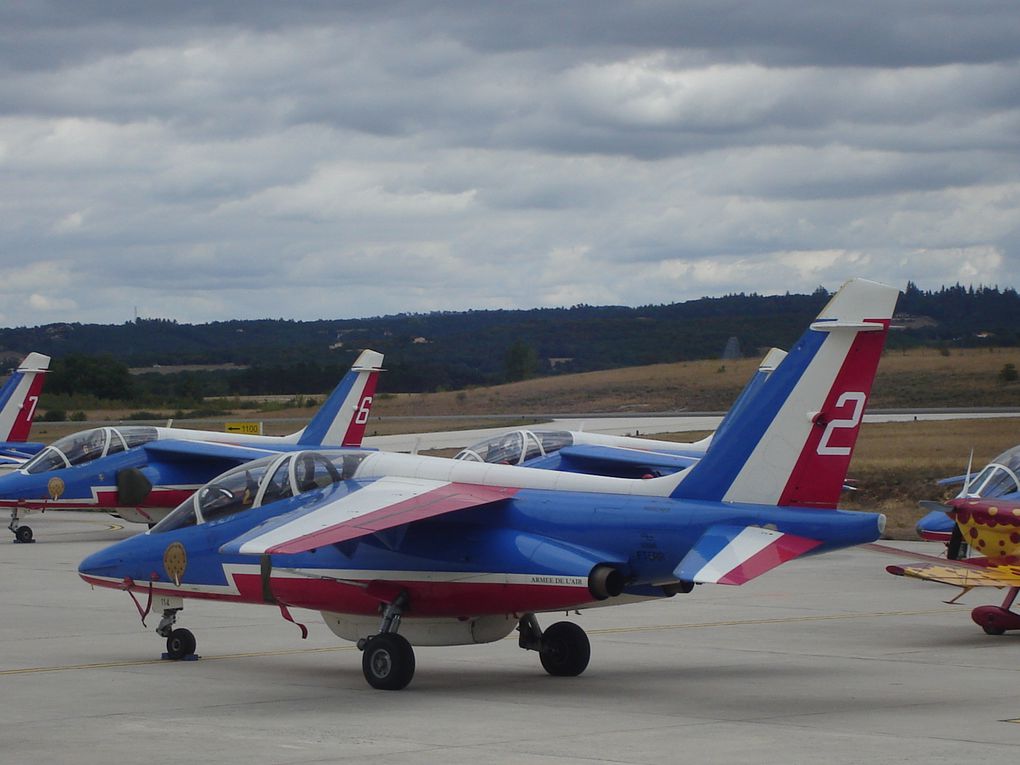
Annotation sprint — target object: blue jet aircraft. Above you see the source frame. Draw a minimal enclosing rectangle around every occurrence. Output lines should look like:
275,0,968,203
453,349,787,478
0,352,50,470
5,350,382,543
79,279,898,690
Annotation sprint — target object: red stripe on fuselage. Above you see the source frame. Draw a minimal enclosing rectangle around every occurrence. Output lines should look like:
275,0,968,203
778,320,890,509
0,487,195,511
81,572,594,617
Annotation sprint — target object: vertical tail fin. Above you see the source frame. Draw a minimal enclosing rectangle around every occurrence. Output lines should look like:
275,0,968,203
712,347,787,444
672,279,899,508
295,349,384,447
0,352,50,442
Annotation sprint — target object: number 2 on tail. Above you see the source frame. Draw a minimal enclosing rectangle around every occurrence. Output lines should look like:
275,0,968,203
816,391,866,456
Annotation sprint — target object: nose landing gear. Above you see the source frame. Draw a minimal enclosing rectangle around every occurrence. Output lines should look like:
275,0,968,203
8,508,33,543
157,606,199,660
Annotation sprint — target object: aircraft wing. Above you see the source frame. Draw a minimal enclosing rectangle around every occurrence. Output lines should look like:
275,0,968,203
142,439,299,464
551,445,701,474
221,476,518,556
886,557,1020,588
673,524,822,585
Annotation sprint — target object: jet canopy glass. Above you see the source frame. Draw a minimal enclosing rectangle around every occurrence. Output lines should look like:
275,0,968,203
455,430,573,465
22,426,159,474
152,450,370,533
962,445,1020,499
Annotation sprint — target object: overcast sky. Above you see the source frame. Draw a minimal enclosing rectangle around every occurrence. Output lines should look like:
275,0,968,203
2,1,1018,326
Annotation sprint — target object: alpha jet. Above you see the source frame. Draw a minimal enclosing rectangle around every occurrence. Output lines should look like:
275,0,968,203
452,349,787,478
79,279,897,690
5,350,382,543
0,352,50,470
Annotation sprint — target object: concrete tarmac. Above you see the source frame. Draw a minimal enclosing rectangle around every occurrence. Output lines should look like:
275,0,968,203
366,410,1020,452
3,512,1019,764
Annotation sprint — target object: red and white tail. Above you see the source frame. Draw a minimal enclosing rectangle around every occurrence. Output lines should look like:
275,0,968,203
0,352,49,442
295,349,384,447
673,279,899,509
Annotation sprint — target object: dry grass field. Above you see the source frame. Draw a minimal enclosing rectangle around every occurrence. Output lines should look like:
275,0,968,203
842,418,1018,538
367,346,1020,417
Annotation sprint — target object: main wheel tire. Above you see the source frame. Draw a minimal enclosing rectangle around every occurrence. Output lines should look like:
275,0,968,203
14,525,33,544
362,633,415,690
539,621,590,677
983,623,1006,636
166,628,197,659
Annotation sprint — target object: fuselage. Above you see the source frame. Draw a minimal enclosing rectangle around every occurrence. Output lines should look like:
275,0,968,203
79,464,884,620
0,425,304,520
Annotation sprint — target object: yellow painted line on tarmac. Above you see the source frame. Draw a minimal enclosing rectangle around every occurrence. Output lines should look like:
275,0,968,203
0,607,958,677
587,607,962,636
0,645,357,677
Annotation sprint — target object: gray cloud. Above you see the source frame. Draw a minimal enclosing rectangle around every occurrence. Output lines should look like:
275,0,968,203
0,1,1018,326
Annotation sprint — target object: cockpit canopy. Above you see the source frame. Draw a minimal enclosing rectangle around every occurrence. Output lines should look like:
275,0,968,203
22,426,159,474
454,430,574,466
151,450,370,533
961,445,1020,499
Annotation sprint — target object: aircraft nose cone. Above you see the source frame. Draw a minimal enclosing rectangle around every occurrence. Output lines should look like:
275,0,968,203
78,546,126,581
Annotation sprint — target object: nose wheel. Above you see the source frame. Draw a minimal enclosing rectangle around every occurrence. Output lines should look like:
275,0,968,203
156,607,199,660
13,525,33,544
8,508,34,543
165,628,197,659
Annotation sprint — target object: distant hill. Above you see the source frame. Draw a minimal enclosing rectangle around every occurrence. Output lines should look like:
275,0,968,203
3,282,1018,395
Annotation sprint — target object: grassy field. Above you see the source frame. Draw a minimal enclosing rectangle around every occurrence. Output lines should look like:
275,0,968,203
366,346,1020,417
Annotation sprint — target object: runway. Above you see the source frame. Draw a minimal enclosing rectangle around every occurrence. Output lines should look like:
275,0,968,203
2,512,1018,764
365,409,1020,452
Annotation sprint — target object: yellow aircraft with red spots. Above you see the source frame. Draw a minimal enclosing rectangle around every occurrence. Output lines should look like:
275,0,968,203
887,497,1020,635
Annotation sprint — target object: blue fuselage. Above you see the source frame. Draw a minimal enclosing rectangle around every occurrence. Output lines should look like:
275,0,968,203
80,480,883,619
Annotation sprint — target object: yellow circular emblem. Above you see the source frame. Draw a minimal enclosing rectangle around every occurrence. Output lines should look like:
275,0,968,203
163,542,187,586
47,476,65,501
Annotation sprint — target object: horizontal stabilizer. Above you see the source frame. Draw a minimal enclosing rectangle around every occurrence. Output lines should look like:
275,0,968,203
223,476,518,556
556,445,700,473
674,525,822,585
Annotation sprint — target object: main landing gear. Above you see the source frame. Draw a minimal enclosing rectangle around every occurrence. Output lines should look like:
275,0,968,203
358,592,415,690
971,587,1020,636
8,508,33,543
157,606,198,660
517,613,591,678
